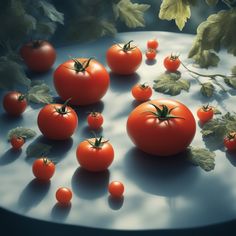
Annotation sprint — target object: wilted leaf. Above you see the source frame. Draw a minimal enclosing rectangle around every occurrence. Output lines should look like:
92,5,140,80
153,72,190,96
205,0,219,6
26,142,52,158
187,146,215,171
113,0,150,28
7,127,36,140
200,82,215,97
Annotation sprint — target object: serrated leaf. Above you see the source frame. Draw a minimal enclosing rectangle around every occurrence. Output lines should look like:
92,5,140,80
153,72,190,96
27,83,53,104
0,57,31,89
205,0,219,6
113,0,150,28
187,147,215,172
7,127,36,140
224,76,236,89
26,142,52,158
200,82,214,97
36,21,57,35
159,0,193,31
38,0,64,24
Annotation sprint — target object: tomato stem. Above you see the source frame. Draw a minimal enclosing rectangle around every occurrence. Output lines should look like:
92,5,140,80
87,135,109,149
72,58,94,73
122,40,136,52
227,131,236,140
18,93,26,101
140,82,149,89
32,40,42,48
56,98,71,115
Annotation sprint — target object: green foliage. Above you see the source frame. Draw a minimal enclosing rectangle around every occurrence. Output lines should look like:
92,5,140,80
200,82,215,97
205,0,219,6
7,127,37,140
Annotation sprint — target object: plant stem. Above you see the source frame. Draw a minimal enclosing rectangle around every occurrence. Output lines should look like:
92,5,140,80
222,0,233,9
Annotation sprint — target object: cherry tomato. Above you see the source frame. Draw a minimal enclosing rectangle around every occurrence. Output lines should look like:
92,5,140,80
108,181,124,198
224,132,236,151
163,55,180,72
87,112,104,130
20,40,56,72
10,136,25,150
145,49,157,60
32,158,55,181
147,38,159,49
131,83,152,102
37,99,78,140
56,187,73,205
54,58,110,106
3,91,27,116
76,136,114,172
106,40,142,75
197,105,214,123
126,99,196,156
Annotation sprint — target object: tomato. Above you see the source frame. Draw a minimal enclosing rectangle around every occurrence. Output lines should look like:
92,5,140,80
54,58,109,106
145,48,157,60
106,40,142,75
76,136,114,172
32,158,55,181
87,112,104,130
163,55,180,72
10,136,25,150
224,132,236,151
147,38,159,49
3,91,27,116
37,99,78,140
56,187,73,205
108,181,124,198
197,105,214,123
20,40,56,72
131,83,152,102
126,99,196,156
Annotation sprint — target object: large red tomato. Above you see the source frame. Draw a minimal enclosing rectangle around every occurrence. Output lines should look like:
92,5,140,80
37,100,78,140
53,58,110,106
106,40,142,75
126,99,196,156
20,40,56,72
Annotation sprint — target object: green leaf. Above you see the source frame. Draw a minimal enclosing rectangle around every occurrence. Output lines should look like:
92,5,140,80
153,72,190,96
187,146,215,172
113,0,150,28
0,57,31,90
224,76,236,89
7,127,37,141
159,0,194,31
205,0,219,6
36,21,57,35
26,142,52,158
27,83,53,104
38,0,64,24
200,82,215,97
213,107,222,115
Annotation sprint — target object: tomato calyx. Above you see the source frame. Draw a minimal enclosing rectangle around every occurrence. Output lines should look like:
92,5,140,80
18,93,26,101
202,104,212,112
87,136,109,149
121,40,136,52
71,58,93,73
226,131,236,140
31,40,43,48
170,53,180,61
139,83,149,90
55,98,72,115
147,103,184,120
42,157,53,166
90,111,99,117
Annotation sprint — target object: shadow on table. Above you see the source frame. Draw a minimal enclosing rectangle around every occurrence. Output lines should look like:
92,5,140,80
226,151,236,167
18,179,51,212
108,196,124,210
0,149,22,166
80,126,103,139
123,148,199,197
145,59,157,65
51,203,71,221
71,167,109,200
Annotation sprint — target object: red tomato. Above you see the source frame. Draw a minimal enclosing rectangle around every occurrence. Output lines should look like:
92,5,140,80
3,91,27,116
224,132,236,151
106,40,142,75
76,137,114,172
197,105,214,123
87,112,104,130
56,187,73,205
37,99,78,140
10,136,25,150
147,39,159,49
54,58,110,106
131,83,152,102
145,48,157,60
163,55,180,72
126,99,196,156
32,158,55,181
108,181,124,198
20,40,56,72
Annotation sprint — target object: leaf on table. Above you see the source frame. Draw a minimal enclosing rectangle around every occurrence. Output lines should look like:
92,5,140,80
187,146,216,172
113,0,150,28
200,82,215,97
224,76,236,89
205,0,219,6
26,142,52,158
159,0,196,31
212,107,222,115
153,72,190,96
7,127,37,140
0,57,31,90
188,8,236,67
27,83,53,104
